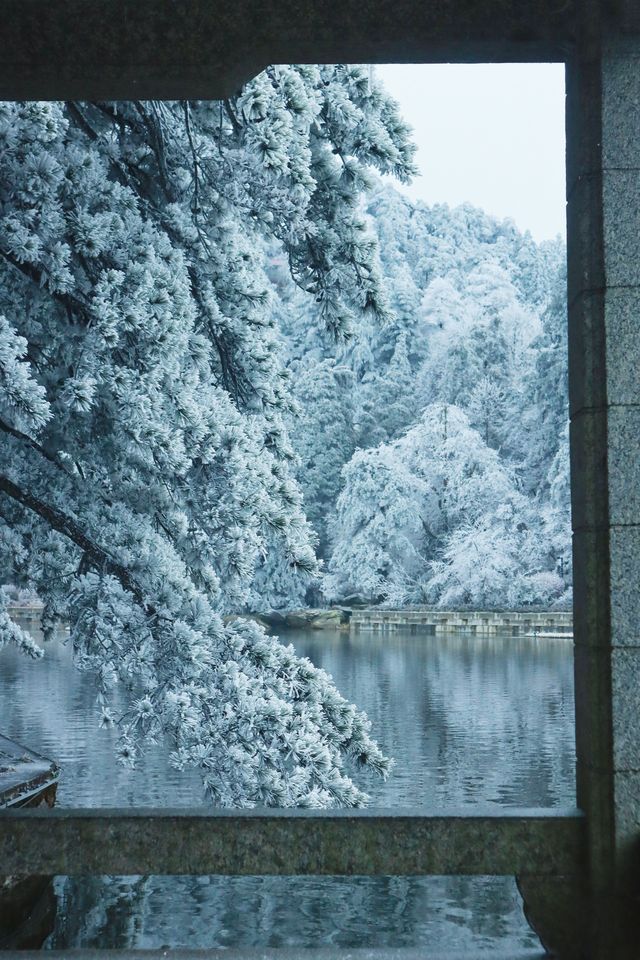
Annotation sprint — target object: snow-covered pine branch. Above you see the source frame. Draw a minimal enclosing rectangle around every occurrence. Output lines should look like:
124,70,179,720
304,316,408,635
0,71,415,806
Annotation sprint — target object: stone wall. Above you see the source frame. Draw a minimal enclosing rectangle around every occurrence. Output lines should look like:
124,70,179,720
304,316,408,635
350,609,573,636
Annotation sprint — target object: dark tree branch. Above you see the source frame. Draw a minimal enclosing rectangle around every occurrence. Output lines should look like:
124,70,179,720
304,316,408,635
223,99,242,137
0,471,149,612
134,101,174,203
0,249,90,321
67,102,245,406
66,100,101,142
0,416,59,467
183,101,201,219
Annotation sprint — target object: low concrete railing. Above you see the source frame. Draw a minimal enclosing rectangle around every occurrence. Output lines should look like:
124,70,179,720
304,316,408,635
0,807,584,877
2,948,551,959
350,610,573,636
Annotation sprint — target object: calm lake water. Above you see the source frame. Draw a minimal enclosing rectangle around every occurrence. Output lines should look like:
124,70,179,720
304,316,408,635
1,619,575,952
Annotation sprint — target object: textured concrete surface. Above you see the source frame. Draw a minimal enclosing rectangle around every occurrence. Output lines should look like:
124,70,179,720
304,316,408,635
516,873,589,960
569,408,609,531
614,771,640,850
567,33,640,959
609,525,640,646
611,649,640,770
568,290,606,416
571,529,612,650
0,0,577,99
603,46,640,168
607,406,640,526
566,174,606,300
604,288,640,406
573,645,613,773
603,170,640,286
0,807,583,878
0,950,550,960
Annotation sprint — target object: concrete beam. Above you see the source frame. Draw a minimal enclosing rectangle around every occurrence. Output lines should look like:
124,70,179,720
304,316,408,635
0,807,584,877
0,950,550,960
0,0,578,100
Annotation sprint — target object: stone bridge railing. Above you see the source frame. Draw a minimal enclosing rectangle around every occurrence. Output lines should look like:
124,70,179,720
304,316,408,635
349,609,574,636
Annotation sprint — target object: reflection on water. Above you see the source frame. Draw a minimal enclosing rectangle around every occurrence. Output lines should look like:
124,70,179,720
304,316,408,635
0,619,575,952
49,874,536,952
293,629,575,809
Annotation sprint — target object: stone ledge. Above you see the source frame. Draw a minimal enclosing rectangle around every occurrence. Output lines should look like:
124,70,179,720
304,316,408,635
0,807,584,878
0,950,550,960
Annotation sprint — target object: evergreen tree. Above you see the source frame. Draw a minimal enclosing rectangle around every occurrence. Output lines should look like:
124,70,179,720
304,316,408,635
288,359,357,560
0,72,416,806
520,264,569,495
467,376,506,448
326,403,566,609
274,182,570,612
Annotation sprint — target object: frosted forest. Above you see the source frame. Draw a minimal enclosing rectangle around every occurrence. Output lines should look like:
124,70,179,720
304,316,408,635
0,68,570,806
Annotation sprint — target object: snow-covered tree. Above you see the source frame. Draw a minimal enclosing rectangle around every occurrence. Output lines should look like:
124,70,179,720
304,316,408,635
427,515,563,609
467,376,506,449
324,442,430,603
0,73,416,807
270,178,570,612
354,330,417,448
287,359,357,560
520,264,569,495
326,404,564,608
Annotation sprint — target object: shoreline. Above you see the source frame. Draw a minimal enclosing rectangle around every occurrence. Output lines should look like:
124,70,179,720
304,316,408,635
249,606,574,638
8,603,574,640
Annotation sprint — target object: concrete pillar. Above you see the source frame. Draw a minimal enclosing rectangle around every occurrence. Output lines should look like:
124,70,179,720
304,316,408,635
567,26,640,960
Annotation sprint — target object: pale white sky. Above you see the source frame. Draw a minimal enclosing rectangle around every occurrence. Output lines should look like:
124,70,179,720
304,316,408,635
376,64,566,242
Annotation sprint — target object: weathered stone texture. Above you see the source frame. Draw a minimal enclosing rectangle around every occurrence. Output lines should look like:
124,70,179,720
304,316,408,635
569,409,609,531
0,808,584,878
571,529,612,648
609,525,640,646
568,35,640,958
607,406,640,526
604,289,640,406
611,649,640,770
0,0,577,99
602,48,640,168
573,644,614,772
566,173,605,302
614,771,640,845
603,171,640,285
0,4,637,959
568,291,606,416
0,947,553,960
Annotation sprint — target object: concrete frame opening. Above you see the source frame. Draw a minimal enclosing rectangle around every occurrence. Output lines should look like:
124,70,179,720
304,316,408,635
0,3,638,958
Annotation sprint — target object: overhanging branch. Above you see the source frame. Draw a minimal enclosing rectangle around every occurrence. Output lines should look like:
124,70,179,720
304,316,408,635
0,471,148,611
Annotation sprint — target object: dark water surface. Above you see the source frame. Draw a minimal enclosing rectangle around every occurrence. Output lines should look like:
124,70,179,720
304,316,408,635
0,620,575,952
